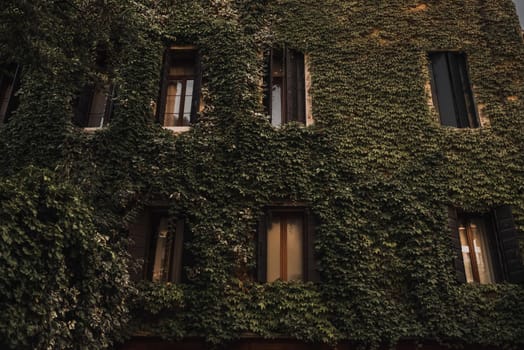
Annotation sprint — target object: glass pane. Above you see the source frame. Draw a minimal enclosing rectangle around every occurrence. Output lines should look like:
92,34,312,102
459,225,474,283
470,219,495,284
271,83,282,126
286,214,304,281
152,217,170,282
267,216,281,282
87,87,108,127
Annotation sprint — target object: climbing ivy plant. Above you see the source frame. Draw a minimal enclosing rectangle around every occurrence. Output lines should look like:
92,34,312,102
0,0,523,349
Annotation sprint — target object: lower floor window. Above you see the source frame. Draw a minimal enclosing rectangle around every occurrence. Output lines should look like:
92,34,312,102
258,206,317,282
458,215,497,284
148,215,185,283
449,206,524,284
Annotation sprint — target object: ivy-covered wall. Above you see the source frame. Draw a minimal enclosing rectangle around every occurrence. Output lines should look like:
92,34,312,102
1,0,524,349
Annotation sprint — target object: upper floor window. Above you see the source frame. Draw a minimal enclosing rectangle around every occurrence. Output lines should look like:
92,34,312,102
448,206,524,284
128,208,189,283
158,48,201,127
257,206,317,282
428,52,479,128
264,48,306,126
0,64,20,124
73,84,114,128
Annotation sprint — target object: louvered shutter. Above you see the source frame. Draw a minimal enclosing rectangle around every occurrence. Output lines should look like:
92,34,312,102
448,207,466,283
493,206,524,284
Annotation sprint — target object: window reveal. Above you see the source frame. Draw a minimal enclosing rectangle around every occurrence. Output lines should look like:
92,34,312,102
265,48,306,126
428,52,478,128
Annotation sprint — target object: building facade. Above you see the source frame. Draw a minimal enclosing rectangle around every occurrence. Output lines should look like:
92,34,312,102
1,1,524,349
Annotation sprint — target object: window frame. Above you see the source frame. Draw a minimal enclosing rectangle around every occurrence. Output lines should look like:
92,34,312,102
257,205,317,283
428,51,479,128
157,46,202,130
448,206,524,284
264,47,307,126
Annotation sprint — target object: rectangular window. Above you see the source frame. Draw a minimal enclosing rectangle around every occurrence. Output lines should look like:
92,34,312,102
428,52,478,128
0,64,20,124
73,84,114,128
457,214,498,283
128,209,188,283
147,213,185,283
158,48,201,127
448,206,524,284
264,48,306,126
257,206,317,282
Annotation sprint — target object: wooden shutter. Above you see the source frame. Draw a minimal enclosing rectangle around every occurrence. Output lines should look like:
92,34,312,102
429,52,458,127
305,210,319,282
190,51,201,124
285,49,306,123
73,85,94,127
493,206,524,284
257,215,268,282
448,207,466,283
157,50,171,125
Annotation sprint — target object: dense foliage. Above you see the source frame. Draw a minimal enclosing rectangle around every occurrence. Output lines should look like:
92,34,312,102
0,167,131,349
0,0,523,349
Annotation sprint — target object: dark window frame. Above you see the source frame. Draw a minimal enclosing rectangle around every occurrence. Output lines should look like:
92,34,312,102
428,51,479,128
157,48,202,127
257,205,318,283
264,47,306,126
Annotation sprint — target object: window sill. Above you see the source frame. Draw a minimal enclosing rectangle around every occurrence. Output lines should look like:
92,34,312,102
163,126,191,133
82,127,105,133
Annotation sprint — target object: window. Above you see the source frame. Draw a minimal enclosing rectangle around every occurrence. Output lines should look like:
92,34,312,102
257,206,317,282
264,48,306,126
128,209,189,283
0,64,20,124
73,84,115,128
428,52,478,128
158,48,201,127
448,206,524,284
513,0,524,28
